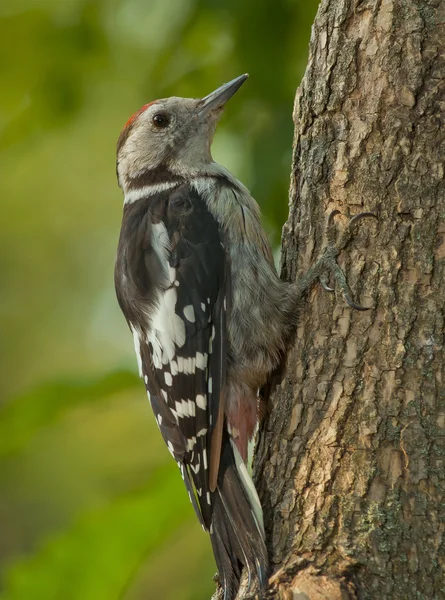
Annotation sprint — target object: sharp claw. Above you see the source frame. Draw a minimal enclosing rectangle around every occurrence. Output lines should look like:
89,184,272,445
348,212,378,227
328,209,341,227
343,293,370,311
318,209,375,311
320,278,335,293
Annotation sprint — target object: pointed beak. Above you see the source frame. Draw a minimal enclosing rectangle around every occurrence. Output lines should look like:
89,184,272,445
198,74,248,116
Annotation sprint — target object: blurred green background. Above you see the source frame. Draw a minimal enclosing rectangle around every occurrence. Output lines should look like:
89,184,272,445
0,0,318,598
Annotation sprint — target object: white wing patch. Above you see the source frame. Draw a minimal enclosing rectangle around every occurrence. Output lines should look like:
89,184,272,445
149,287,186,362
145,222,187,371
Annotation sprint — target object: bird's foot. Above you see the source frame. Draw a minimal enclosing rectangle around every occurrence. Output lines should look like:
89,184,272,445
317,210,378,311
292,210,377,310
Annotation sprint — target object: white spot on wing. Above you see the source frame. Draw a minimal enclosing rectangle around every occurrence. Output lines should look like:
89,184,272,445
183,357,195,374
196,352,207,370
164,372,173,386
201,302,206,312
183,305,195,323
175,399,196,418
187,436,196,451
167,441,175,457
175,400,183,417
188,399,196,416
196,394,206,409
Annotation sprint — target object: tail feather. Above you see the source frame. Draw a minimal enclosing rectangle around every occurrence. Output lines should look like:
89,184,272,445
209,429,268,599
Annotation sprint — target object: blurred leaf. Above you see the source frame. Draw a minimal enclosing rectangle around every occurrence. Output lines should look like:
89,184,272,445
0,465,196,600
0,1,110,148
0,370,140,458
124,520,215,600
0,0,321,597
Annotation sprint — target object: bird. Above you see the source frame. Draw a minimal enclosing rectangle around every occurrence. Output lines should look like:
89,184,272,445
114,74,374,599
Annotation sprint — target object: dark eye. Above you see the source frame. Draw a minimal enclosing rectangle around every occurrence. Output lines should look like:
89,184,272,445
152,113,170,128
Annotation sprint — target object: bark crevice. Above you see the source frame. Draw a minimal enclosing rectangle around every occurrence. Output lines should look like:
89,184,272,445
251,0,445,598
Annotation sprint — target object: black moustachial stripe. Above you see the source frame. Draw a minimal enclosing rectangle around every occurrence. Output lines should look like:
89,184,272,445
125,162,185,190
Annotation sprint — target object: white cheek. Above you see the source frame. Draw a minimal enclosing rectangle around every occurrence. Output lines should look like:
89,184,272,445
118,125,167,190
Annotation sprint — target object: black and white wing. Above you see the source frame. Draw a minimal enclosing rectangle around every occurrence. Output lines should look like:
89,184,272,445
115,182,228,528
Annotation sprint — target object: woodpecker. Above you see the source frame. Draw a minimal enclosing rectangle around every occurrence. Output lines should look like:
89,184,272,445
114,74,374,599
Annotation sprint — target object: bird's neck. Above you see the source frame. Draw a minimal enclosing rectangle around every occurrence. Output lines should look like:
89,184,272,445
122,161,243,206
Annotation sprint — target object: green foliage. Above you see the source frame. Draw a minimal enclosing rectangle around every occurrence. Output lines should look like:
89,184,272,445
0,0,319,597
0,466,214,600
0,371,139,458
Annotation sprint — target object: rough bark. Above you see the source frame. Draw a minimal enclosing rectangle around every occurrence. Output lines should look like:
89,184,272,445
252,0,445,598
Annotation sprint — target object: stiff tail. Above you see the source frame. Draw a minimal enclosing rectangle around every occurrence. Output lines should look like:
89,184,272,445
209,429,268,600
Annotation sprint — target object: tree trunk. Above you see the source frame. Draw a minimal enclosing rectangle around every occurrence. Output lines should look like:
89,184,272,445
253,0,445,598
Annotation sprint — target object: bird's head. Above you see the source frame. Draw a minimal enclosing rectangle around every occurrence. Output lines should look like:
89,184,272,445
116,74,248,191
